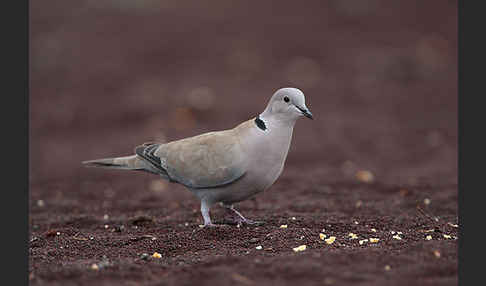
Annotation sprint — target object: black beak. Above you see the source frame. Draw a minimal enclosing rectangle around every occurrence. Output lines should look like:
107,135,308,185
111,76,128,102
296,106,313,120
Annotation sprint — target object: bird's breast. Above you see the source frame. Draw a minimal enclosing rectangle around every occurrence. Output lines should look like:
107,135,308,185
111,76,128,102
242,124,294,191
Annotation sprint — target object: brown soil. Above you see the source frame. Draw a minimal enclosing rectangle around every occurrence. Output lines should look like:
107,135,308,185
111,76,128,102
29,1,457,285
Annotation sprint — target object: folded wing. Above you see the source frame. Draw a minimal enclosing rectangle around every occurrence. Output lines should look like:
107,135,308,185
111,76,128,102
137,130,247,189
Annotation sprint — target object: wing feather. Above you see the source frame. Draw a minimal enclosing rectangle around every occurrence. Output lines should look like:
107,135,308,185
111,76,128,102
154,130,247,189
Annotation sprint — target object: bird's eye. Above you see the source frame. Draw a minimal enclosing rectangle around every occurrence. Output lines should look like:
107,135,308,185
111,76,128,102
284,96,290,103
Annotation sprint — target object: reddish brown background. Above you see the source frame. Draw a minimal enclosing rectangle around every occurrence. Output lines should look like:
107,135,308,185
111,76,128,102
29,1,457,285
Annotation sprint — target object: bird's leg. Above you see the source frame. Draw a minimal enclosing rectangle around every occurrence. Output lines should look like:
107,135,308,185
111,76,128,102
191,200,228,232
200,200,217,227
221,203,263,226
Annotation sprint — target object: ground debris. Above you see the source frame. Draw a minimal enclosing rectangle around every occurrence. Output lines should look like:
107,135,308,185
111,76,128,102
249,238,260,244
356,170,375,183
72,233,90,241
433,250,441,258
231,273,254,285
90,256,112,270
112,225,125,232
130,234,157,242
129,215,155,226
348,233,358,239
292,245,307,252
43,229,61,238
324,236,336,245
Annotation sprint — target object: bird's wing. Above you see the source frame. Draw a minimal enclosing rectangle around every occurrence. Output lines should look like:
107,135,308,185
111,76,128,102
140,129,247,189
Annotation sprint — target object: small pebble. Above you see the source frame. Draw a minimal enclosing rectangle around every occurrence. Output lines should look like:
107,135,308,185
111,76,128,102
255,246,262,250
97,259,111,269
249,238,260,243
152,252,162,259
279,224,288,229
325,236,336,245
425,235,433,240
292,245,307,252
319,233,326,240
433,250,441,258
359,239,368,245
424,198,431,205
324,278,334,285
399,189,409,196
90,264,99,270
384,265,391,271
113,225,125,232
369,238,380,243
356,170,374,183
140,253,150,260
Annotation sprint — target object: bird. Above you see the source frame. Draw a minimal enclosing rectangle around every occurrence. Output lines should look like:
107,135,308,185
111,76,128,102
82,87,313,227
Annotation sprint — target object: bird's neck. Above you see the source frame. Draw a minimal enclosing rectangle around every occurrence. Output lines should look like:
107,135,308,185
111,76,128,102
254,112,295,172
258,111,298,131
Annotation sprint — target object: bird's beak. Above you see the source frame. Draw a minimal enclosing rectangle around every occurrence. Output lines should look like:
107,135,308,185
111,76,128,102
296,106,313,120
303,109,313,120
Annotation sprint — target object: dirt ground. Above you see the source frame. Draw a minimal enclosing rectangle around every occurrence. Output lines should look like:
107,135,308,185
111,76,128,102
29,1,457,285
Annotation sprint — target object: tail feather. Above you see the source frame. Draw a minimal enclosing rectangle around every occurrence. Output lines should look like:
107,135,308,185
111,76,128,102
82,155,149,171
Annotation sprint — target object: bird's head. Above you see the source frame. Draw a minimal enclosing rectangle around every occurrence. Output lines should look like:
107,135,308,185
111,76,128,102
261,87,313,122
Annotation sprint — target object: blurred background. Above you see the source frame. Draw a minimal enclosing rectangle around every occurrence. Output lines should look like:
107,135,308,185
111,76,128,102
30,0,457,191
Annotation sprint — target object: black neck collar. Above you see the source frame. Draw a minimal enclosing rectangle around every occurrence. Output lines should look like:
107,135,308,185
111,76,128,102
254,115,267,131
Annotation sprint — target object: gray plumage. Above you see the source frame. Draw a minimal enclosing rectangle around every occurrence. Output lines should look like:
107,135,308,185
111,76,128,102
83,87,313,227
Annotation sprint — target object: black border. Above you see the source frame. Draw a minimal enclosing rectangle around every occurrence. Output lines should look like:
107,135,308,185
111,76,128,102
4,0,29,284
457,1,462,284
459,0,478,285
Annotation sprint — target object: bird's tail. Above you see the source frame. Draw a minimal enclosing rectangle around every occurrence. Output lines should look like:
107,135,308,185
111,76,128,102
82,155,149,171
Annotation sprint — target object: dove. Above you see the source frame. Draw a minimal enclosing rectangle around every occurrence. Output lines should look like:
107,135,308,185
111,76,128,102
83,87,313,227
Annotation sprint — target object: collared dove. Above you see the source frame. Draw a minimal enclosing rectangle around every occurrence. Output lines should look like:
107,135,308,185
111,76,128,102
83,87,313,227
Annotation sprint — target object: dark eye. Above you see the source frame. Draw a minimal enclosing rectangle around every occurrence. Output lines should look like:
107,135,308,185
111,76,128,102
284,96,290,103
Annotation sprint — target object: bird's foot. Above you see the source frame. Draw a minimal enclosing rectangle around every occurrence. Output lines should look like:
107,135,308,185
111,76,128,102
192,222,228,235
221,216,264,227
199,222,229,228
219,203,264,227
238,218,264,227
